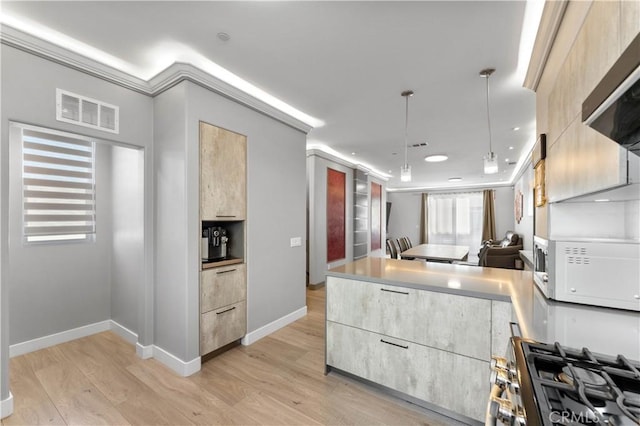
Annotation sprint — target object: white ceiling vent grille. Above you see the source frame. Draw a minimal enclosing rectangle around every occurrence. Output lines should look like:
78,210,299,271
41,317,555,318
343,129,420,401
56,89,119,134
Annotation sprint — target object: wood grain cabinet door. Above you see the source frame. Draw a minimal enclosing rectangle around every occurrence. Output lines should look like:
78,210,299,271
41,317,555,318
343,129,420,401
200,301,246,355
200,122,247,220
200,264,246,313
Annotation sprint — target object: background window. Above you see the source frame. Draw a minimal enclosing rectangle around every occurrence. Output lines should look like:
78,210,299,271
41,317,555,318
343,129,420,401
427,192,483,260
22,128,96,242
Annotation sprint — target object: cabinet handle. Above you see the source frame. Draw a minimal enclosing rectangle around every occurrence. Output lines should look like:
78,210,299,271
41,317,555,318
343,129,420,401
216,215,236,218
380,339,408,349
216,307,236,315
380,288,409,295
216,269,237,275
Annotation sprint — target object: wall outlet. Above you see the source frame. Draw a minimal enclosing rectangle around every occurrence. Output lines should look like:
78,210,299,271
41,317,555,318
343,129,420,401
290,237,302,247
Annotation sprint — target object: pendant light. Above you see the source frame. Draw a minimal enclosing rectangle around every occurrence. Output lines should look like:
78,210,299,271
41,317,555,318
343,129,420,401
480,68,498,174
400,90,414,182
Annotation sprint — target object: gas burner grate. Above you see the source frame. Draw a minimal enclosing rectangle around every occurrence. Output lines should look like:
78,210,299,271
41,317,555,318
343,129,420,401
519,340,640,425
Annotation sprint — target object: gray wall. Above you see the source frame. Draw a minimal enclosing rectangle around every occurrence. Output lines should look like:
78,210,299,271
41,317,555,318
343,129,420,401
0,45,153,402
8,138,112,344
307,153,354,285
111,146,144,333
152,83,191,360
494,186,516,239
153,81,307,362
514,163,535,251
187,81,307,341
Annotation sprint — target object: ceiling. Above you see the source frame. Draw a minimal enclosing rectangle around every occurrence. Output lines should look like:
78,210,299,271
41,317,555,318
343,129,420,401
1,1,539,190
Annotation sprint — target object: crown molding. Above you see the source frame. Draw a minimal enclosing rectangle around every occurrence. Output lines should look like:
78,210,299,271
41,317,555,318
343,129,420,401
523,0,568,91
149,63,312,133
0,23,313,134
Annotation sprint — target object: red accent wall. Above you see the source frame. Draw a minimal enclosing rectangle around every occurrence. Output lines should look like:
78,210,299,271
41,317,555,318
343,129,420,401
371,182,382,251
327,168,346,262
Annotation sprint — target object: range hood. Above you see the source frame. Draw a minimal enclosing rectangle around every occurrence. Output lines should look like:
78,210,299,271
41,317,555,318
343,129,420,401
583,33,640,157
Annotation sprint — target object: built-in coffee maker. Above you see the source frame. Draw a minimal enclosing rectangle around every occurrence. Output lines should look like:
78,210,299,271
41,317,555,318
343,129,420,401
202,226,228,261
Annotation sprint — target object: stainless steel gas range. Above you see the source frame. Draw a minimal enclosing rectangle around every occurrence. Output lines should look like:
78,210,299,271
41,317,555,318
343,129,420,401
487,335,640,425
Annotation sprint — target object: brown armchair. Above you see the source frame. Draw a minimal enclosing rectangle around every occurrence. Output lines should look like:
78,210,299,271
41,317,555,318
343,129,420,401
478,231,523,269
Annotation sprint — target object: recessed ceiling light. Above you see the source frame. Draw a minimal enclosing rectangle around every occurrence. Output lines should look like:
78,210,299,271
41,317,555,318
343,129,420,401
448,177,462,182
505,158,510,162
509,146,514,150
424,154,448,162
512,127,520,131
217,32,231,42
351,152,356,156
594,199,610,202
388,170,393,174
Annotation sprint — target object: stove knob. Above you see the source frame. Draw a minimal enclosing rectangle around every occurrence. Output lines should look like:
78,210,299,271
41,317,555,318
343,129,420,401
490,369,510,389
488,396,515,425
490,356,508,371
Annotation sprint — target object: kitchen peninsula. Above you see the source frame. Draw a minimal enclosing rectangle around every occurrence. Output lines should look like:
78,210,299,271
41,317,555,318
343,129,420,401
325,257,640,423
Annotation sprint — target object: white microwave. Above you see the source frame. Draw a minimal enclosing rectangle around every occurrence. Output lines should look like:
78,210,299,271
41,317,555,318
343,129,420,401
533,238,640,312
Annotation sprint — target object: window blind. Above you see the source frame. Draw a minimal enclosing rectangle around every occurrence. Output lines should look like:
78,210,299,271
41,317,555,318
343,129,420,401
22,129,95,242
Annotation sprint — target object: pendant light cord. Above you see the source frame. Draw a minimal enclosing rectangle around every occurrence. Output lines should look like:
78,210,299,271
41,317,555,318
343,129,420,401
404,94,409,166
485,74,493,154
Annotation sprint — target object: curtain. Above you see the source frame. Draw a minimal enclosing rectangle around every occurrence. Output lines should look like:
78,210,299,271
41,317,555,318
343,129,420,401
419,193,428,244
427,192,483,250
482,189,496,242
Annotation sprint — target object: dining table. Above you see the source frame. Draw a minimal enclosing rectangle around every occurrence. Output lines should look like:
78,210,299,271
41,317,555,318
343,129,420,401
400,243,470,263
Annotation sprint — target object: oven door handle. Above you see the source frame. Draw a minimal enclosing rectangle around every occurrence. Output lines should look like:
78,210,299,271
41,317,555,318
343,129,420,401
509,321,522,338
485,384,503,426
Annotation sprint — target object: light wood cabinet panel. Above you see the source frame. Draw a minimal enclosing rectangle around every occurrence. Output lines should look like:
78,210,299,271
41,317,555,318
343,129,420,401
491,301,512,358
621,0,640,53
326,321,488,422
326,277,491,360
547,118,627,203
200,122,246,220
200,264,246,313
200,301,246,355
578,1,621,98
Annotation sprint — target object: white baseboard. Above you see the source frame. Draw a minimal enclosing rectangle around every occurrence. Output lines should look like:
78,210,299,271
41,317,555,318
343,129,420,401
9,320,111,358
136,342,153,359
109,320,138,345
152,345,201,377
7,321,201,377
241,305,307,346
0,392,13,419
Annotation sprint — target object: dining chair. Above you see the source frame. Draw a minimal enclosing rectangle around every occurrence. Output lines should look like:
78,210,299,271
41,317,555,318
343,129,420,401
397,237,409,252
402,236,413,249
386,239,399,259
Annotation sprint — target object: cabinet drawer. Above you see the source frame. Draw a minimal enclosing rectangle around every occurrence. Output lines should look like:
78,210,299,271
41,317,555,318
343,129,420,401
201,264,246,313
326,277,491,359
200,301,246,355
326,321,488,422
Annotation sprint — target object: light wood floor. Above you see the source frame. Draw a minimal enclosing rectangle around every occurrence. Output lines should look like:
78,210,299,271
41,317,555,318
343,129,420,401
2,287,465,425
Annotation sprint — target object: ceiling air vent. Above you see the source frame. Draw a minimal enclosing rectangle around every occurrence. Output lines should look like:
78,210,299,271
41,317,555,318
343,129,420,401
56,89,119,134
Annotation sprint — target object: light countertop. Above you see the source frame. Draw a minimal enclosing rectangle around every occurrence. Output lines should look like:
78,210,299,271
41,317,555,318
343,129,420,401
327,257,640,359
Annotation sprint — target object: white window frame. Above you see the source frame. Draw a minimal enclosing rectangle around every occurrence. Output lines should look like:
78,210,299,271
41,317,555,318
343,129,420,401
16,123,97,244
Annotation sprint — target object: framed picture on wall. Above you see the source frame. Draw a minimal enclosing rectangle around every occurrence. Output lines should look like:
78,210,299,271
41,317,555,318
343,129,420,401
534,160,546,207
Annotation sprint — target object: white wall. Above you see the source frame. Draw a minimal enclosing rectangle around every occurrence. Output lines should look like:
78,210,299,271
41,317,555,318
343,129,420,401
0,45,153,405
307,153,354,285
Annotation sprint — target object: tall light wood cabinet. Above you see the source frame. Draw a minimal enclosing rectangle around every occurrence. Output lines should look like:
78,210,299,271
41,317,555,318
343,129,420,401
199,121,247,356
200,122,246,221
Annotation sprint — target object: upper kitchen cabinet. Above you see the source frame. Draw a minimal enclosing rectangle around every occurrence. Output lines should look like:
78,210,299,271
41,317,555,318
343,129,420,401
200,122,247,220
